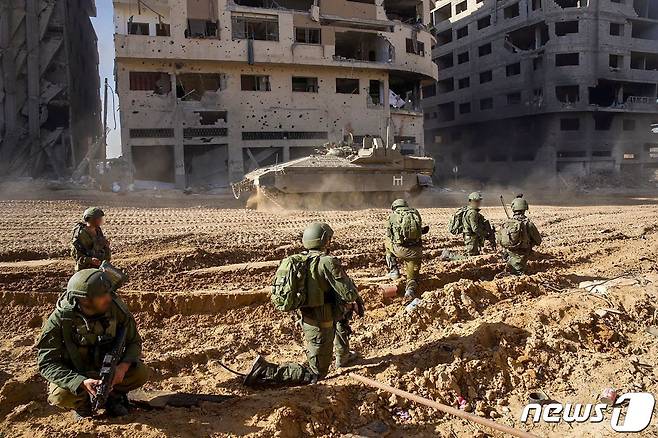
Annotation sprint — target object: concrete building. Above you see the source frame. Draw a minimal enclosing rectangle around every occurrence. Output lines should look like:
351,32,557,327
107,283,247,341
113,0,437,189
423,0,658,185
0,0,101,178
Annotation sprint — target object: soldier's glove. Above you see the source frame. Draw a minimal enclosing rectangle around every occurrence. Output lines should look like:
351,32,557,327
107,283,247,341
421,225,430,235
354,297,365,318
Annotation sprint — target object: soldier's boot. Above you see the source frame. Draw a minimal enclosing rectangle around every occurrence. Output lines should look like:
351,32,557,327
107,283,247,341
386,254,400,280
335,350,360,369
243,355,272,387
404,280,419,301
106,392,130,417
72,402,93,421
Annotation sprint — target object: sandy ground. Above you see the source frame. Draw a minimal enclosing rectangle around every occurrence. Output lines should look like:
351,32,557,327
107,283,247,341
0,190,658,437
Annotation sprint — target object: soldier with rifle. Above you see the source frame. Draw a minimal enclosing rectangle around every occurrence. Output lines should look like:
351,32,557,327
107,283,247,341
71,207,111,272
36,264,148,419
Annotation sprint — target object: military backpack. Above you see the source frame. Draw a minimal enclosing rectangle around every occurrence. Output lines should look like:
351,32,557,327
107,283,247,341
448,207,468,235
271,253,316,312
497,218,530,250
391,207,423,246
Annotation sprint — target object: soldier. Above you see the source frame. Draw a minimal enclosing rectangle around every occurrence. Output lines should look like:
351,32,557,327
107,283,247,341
385,199,428,300
498,198,542,275
243,223,364,387
442,192,495,260
36,267,148,419
71,207,111,271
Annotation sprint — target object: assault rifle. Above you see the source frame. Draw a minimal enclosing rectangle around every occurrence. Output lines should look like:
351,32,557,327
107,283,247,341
92,326,127,413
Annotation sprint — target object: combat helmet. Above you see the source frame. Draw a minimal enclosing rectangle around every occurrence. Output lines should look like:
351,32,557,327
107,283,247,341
83,207,105,222
67,269,113,299
302,222,334,250
391,199,408,210
468,192,483,202
511,198,529,212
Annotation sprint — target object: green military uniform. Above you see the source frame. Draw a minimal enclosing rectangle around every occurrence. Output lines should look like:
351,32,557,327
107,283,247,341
444,193,493,261
503,200,542,274
36,270,148,414
71,208,111,271
244,223,361,387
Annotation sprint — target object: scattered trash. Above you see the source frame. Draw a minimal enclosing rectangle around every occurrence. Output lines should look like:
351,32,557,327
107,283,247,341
457,396,468,410
527,391,549,405
380,284,399,300
600,388,617,405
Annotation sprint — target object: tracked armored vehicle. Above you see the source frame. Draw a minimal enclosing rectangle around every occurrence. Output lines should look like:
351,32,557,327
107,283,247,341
231,137,435,209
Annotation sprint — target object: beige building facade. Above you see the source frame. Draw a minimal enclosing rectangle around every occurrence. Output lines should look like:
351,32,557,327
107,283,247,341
113,0,437,188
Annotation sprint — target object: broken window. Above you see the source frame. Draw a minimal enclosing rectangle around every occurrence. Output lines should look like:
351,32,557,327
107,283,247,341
368,80,383,104
433,4,452,25
556,85,580,103
128,21,150,35
478,43,492,57
383,0,421,24
609,54,623,69
186,19,218,38
437,53,454,69
480,70,492,83
129,128,174,138
480,97,493,110
336,78,360,94
554,0,585,8
194,111,228,125
241,75,271,91
232,14,279,41
555,20,579,36
505,22,549,51
422,83,436,98
295,27,321,44
631,52,658,70
455,0,468,14
437,29,453,45
506,62,521,76
555,53,579,66
456,26,468,39
458,77,470,89
610,23,624,36
437,102,455,122
588,81,621,106
336,32,393,62
438,78,454,93
623,119,636,131
507,92,522,105
129,72,171,94
504,3,520,19
478,16,491,30
292,77,319,93
633,0,658,19
560,118,580,131
176,73,222,100
457,51,469,64
184,144,229,188
406,39,425,56
459,102,471,114
242,131,327,140
631,20,658,40
156,23,171,36
594,114,614,131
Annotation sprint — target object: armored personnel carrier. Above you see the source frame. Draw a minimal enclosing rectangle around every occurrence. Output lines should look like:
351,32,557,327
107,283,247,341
231,137,435,209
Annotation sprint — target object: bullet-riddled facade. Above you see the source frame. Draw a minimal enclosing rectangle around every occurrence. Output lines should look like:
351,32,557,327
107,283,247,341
424,0,658,185
114,0,437,189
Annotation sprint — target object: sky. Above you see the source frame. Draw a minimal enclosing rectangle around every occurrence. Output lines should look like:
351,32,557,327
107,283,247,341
91,1,122,158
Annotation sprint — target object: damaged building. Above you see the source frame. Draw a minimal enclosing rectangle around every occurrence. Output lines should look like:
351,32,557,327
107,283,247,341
0,0,102,179
424,0,658,185
113,0,437,189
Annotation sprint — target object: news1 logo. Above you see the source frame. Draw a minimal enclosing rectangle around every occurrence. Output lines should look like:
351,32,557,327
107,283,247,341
520,393,655,433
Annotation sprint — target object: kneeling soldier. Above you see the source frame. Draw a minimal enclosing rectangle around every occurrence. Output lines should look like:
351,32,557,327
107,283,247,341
497,198,542,275
244,222,364,387
36,267,148,419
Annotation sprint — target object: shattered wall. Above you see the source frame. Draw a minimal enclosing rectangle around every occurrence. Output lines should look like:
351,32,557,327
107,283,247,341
424,0,658,185
0,0,102,179
113,0,437,189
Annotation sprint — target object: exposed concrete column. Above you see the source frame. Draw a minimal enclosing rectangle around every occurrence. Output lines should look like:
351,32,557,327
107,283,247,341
171,73,186,188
